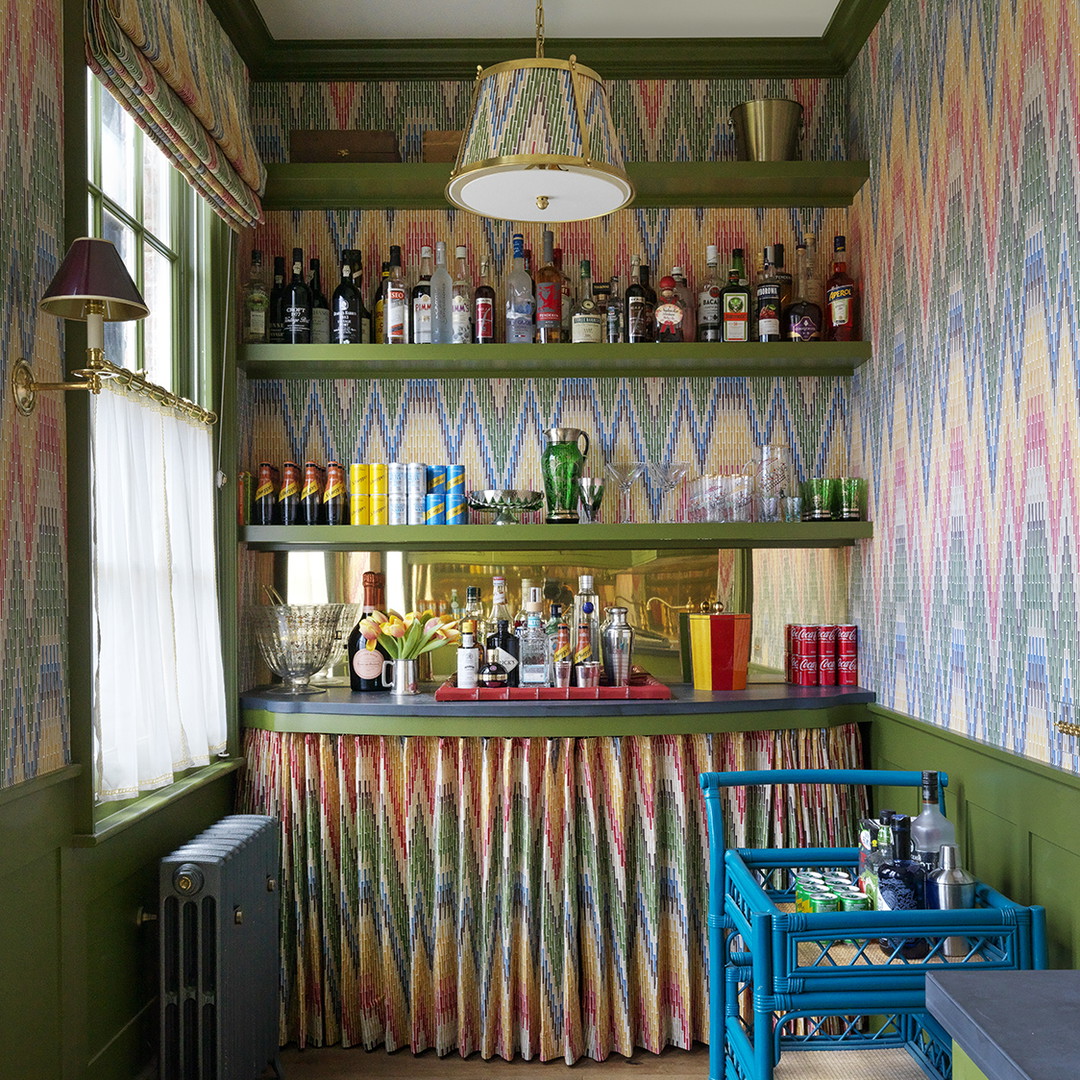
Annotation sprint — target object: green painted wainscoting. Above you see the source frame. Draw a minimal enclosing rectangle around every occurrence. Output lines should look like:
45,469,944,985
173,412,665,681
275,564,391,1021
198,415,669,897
0,769,235,1080
865,704,1080,969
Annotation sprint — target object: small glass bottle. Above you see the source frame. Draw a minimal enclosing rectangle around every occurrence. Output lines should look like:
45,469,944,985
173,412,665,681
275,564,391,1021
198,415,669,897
449,588,462,621
478,648,508,689
654,276,688,342
474,257,496,343
451,245,473,344
570,260,603,342
242,249,269,343
411,245,434,344
505,233,536,343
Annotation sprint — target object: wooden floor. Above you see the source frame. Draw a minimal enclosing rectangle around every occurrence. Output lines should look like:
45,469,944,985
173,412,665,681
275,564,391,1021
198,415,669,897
275,1043,929,1079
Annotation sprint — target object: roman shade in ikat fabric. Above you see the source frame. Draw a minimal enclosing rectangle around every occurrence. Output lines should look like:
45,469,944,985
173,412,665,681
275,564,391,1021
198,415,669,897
85,0,265,228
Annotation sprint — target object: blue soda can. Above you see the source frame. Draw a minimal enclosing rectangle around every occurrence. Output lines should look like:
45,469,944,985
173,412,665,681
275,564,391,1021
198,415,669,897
426,465,446,494
446,464,465,493
406,461,428,497
446,492,467,524
424,493,446,525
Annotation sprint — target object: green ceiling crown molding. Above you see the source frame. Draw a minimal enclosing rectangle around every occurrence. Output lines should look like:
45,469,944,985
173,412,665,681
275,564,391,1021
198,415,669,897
208,0,890,81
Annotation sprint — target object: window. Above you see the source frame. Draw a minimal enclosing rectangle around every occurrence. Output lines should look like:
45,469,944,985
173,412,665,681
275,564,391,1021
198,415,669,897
85,71,214,401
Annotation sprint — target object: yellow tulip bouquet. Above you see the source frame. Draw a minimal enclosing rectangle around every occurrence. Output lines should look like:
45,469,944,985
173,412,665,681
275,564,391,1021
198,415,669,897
356,609,461,659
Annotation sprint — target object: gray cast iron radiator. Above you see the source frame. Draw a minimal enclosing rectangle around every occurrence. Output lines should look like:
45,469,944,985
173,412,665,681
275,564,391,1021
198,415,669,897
160,814,281,1080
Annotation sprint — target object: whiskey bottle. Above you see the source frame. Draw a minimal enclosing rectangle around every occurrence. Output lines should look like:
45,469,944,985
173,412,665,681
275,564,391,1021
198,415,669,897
824,235,858,341
785,241,822,341
411,245,434,344
242,249,269,343
697,245,722,342
719,263,751,343
474,257,496,343
535,230,564,343
570,260,603,342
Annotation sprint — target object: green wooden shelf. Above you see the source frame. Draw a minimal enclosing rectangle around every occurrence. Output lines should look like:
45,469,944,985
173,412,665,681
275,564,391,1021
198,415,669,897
260,160,870,212
239,341,871,380
241,522,873,552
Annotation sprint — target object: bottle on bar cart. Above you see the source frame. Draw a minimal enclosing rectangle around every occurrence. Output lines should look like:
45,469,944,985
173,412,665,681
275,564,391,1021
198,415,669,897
518,600,548,686
910,770,958,871
478,649,509,689
456,622,481,689
513,579,537,631
572,575,601,667
486,619,520,687
462,585,486,643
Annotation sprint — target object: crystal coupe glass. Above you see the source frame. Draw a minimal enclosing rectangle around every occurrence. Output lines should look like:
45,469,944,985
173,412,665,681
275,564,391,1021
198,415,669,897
603,459,645,523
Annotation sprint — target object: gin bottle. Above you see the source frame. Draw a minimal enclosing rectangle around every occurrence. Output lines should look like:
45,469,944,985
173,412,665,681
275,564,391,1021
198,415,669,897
451,245,473,343
518,607,548,686
570,260,603,342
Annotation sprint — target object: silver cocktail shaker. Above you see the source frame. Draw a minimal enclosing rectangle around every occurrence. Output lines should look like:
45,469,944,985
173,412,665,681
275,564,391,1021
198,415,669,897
600,606,634,686
928,843,977,957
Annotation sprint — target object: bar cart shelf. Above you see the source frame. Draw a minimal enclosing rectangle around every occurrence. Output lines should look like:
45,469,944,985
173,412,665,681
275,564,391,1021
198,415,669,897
699,768,1047,1080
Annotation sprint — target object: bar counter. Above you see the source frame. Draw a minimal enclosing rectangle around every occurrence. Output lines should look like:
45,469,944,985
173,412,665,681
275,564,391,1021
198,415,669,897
237,680,875,1062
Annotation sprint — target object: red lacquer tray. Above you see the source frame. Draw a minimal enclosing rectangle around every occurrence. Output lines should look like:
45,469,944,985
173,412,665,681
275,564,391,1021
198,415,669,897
434,668,672,702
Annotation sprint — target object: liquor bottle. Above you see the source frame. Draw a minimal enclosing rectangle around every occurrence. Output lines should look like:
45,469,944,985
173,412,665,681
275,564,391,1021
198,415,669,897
348,571,391,693
518,605,548,686
308,258,330,344
654,276,688,342
430,241,453,344
553,246,573,335
486,619,520,687
570,260,603,343
824,235,858,341
550,619,572,686
267,255,286,343
754,247,783,342
910,770,958,871
720,264,751,343
572,574,601,664
372,261,390,344
513,579,538,631
478,648,509,689
300,461,323,524
876,814,928,958
411,245,434,344
323,461,345,525
773,243,793,314
283,247,312,344
697,244,722,342
861,808,894,908
331,252,362,344
451,246,473,344
456,622,481,690
474,257,496,343
487,575,513,637
802,234,824,310
625,255,654,343
462,585,485,642
592,282,611,336
544,601,564,680
347,251,373,343
785,241,822,341
535,230,564,343
384,246,409,344
605,274,624,343
242,249,269,343
505,233,535,343
671,266,697,342
449,588,462,621
733,247,748,287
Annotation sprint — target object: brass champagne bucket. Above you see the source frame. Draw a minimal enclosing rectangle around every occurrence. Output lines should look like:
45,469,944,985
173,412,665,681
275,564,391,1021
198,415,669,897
730,99,803,161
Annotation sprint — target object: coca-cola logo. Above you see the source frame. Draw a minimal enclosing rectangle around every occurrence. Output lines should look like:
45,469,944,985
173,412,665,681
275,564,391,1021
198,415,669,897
838,626,858,644
838,657,858,672
792,626,818,643
793,655,819,672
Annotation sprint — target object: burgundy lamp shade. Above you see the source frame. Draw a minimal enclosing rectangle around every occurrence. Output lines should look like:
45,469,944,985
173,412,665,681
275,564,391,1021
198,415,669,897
40,237,148,322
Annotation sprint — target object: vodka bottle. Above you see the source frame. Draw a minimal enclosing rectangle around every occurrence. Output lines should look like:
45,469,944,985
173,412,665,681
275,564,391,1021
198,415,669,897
451,245,473,343
910,771,958,871
505,233,535,343
572,574,601,664
518,607,548,686
430,241,453,343
242,249,269,343
411,245,433,343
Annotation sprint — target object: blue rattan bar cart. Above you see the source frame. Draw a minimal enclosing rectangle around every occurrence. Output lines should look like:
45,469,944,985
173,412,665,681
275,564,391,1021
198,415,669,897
699,768,1047,1080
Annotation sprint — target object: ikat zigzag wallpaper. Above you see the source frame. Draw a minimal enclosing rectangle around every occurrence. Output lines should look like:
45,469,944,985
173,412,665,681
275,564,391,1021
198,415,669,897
0,0,68,789
847,0,1080,770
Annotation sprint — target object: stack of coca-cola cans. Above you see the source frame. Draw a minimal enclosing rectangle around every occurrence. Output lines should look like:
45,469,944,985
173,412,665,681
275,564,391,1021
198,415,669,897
786,624,858,686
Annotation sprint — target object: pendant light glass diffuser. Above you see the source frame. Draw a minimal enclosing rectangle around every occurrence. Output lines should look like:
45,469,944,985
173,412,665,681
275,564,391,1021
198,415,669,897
446,4,633,222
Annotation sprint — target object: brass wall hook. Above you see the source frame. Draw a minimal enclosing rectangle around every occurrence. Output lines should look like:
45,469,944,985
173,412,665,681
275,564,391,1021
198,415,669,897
11,357,101,416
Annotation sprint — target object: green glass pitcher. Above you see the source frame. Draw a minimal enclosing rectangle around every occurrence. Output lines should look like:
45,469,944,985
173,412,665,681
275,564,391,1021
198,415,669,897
542,427,590,523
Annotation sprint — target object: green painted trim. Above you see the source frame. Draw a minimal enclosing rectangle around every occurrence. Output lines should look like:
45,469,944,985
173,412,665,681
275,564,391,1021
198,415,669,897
241,521,873,552
0,763,81,809
823,0,892,73
73,759,244,847
242,703,868,738
950,1042,988,1080
260,161,870,213
239,340,872,380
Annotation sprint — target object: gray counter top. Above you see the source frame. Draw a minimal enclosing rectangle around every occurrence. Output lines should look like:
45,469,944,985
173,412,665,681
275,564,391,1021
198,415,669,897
926,970,1080,1080
240,681,874,737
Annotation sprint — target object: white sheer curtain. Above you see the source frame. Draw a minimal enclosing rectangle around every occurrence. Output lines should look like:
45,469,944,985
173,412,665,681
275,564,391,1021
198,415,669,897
91,384,228,801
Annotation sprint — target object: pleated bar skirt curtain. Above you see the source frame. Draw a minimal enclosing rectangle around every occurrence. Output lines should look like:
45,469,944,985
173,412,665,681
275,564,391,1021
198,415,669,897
239,725,866,1062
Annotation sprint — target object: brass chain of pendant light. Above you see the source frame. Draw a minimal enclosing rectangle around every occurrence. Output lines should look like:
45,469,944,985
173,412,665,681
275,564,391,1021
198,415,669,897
535,0,545,58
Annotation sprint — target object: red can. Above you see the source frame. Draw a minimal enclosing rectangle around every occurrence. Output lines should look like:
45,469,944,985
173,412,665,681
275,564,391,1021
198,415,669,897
818,654,837,685
793,625,820,656
785,624,796,682
792,654,819,686
837,625,859,653
791,624,818,646
838,655,859,686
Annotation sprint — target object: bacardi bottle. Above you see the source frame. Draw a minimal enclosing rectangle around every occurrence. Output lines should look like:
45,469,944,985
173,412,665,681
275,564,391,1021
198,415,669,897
697,245,722,342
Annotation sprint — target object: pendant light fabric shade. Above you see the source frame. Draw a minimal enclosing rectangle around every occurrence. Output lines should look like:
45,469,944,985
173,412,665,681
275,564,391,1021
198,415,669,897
446,57,634,222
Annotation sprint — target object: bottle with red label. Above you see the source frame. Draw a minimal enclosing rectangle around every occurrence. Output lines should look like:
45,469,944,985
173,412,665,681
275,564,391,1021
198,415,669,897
474,256,496,343
535,230,564,342
720,253,751,342
824,235,859,341
382,245,409,343
654,276,688,342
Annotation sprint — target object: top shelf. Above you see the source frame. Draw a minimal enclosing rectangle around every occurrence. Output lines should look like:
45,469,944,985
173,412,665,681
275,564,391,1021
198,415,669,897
260,161,871,211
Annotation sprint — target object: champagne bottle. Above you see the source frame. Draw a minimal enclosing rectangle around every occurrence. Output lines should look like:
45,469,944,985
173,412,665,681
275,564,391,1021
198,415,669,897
347,571,390,693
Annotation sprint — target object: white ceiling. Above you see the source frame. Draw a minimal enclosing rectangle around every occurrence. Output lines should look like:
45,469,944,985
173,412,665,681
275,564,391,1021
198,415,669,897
253,0,844,42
